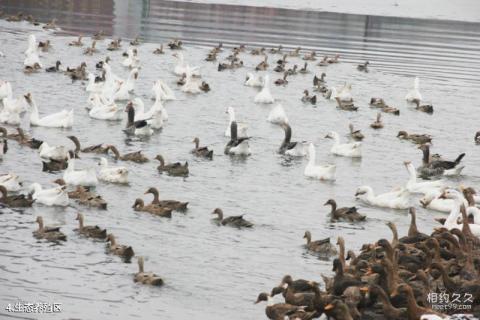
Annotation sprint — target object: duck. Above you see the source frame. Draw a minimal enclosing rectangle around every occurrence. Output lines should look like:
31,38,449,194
29,182,69,206
33,216,66,242
211,208,253,228
0,185,34,207
199,81,210,92
316,56,328,66
75,213,107,239
25,93,74,128
475,131,480,144
192,137,213,159
98,157,129,184
269,45,282,54
288,47,301,57
63,158,98,187
0,173,22,192
324,199,365,222
244,73,263,87
324,299,354,320
298,62,309,74
225,107,248,138
304,143,336,181
370,112,384,129
122,48,140,69
327,54,340,64
0,139,7,159
107,145,149,163
413,99,434,114
303,231,337,256
107,38,122,51
88,94,123,121
144,187,188,211
370,97,387,108
0,92,25,125
69,36,83,46
301,90,317,105
106,234,134,260
23,62,42,74
278,123,307,157
168,38,182,50
255,55,269,71
254,75,274,104
404,161,444,194
273,63,285,73
155,155,189,177
224,121,251,156
419,189,464,213
397,131,432,144
267,104,288,125
172,52,199,76
394,284,445,320
205,50,217,62
45,61,61,72
132,199,172,218
255,293,307,320
131,97,164,130
151,79,176,102
325,131,362,157
405,77,422,102
303,51,316,61
366,285,407,320
38,141,69,161
313,73,326,87
357,61,369,72
274,72,288,86
417,144,465,177
355,186,410,209
124,102,153,136
38,40,51,52
250,47,265,55
134,256,164,286
285,65,297,76
335,97,358,111
153,44,164,54
42,19,57,30
181,71,203,94
83,40,98,55
348,124,364,141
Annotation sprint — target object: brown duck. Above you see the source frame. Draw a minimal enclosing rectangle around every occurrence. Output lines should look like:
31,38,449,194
74,213,107,239
154,155,188,177
144,187,188,211
0,185,34,207
324,199,366,222
191,137,213,159
132,198,172,218
33,216,66,242
107,145,148,163
211,208,253,228
303,231,337,256
134,256,164,286
106,234,134,260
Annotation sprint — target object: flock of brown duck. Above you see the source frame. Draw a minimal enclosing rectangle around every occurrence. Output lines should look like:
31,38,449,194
0,12,479,320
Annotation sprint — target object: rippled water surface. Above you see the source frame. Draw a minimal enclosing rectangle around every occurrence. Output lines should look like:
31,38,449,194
1,1,480,319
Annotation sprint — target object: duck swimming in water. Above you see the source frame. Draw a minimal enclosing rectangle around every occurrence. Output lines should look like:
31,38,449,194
370,113,384,129
412,99,434,114
154,155,189,177
405,76,422,102
211,208,253,228
304,143,336,181
348,124,364,141
192,137,213,159
301,90,316,105
278,122,307,157
324,199,366,222
397,131,431,144
33,216,66,242
357,61,369,72
134,256,164,286
325,131,362,158
224,121,251,156
303,231,337,256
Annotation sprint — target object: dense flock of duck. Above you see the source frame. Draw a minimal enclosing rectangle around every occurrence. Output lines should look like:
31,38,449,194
1,12,480,320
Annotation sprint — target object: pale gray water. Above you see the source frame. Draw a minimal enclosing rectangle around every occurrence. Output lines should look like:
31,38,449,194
0,1,480,319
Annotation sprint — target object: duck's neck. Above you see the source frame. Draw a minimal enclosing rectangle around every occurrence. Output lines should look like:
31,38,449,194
404,289,422,320
37,219,44,232
283,125,292,144
150,189,160,204
109,235,116,246
78,216,84,229
406,163,417,185
338,240,346,269
445,197,462,228
66,159,75,172
389,224,399,247
29,98,40,121
127,108,135,127
157,156,165,168
228,109,235,123
138,259,144,273
408,211,419,237
308,147,316,166
421,146,430,165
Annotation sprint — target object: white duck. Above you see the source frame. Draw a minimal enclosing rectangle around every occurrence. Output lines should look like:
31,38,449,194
173,52,200,76
355,186,410,209
38,142,69,161
439,189,480,235
132,98,164,129
24,34,38,56
337,83,353,102
405,76,422,102
254,75,274,104
325,131,361,158
0,81,12,100
267,104,288,125
151,80,176,101
24,52,41,68
304,143,336,181
182,69,202,94
63,158,98,186
151,91,168,122
404,161,444,194
122,48,140,68
244,73,263,87
98,157,129,184
0,97,23,125
420,189,466,213
86,73,104,94
26,93,73,128
125,68,139,92
88,94,123,121
113,80,131,101
225,107,248,138
29,183,69,206
0,173,22,191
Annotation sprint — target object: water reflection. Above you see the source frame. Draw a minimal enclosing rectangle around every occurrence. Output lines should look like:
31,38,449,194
1,0,480,83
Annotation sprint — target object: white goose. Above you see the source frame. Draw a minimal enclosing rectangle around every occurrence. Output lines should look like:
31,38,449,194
267,104,288,125
113,80,131,101
405,77,422,102
304,143,336,181
254,75,274,104
122,48,140,69
125,68,139,92
24,35,41,68
0,81,12,100
88,94,123,121
325,131,361,158
86,73,104,94
0,86,25,125
173,52,200,76
38,142,69,161
355,186,410,209
24,34,38,56
225,107,248,138
244,73,263,87
0,173,22,191
181,69,202,94
337,83,353,102
404,161,444,194
29,182,69,206
420,189,466,213
439,189,480,235
98,157,129,184
63,158,98,186
151,80,176,101
151,91,168,123
26,93,73,128
133,98,164,129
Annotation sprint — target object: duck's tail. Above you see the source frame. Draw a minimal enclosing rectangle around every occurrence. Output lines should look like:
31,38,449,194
454,153,465,165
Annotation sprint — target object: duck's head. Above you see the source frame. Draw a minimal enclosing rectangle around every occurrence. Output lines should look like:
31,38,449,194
24,93,32,104
438,188,461,200
254,292,269,304
192,137,200,145
125,101,134,112
144,187,157,195
53,178,66,186
303,89,309,95
397,130,408,138
324,199,336,206
35,216,42,224
324,131,337,139
303,230,311,240
403,160,412,167
132,198,144,208
212,208,223,216
354,186,369,197
75,212,83,221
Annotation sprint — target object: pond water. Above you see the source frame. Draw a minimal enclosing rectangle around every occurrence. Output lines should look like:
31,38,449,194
0,1,480,319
